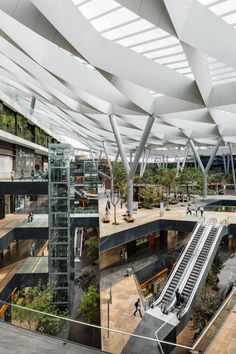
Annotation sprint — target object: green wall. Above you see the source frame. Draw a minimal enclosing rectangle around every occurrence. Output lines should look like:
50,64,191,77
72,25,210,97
0,101,58,147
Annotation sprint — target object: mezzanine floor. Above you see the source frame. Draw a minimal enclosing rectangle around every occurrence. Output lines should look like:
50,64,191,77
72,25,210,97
99,194,236,238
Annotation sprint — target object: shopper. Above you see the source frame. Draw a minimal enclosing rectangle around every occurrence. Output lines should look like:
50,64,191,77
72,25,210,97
186,205,192,215
175,288,181,307
200,206,204,217
20,169,24,180
134,299,142,317
11,169,14,181
124,250,128,263
31,169,35,181
120,249,123,263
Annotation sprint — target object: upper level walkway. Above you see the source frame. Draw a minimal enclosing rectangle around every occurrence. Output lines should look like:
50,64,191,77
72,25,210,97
99,195,236,239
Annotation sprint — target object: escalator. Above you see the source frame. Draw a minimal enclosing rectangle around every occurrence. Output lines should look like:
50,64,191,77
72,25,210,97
155,223,206,307
155,221,227,317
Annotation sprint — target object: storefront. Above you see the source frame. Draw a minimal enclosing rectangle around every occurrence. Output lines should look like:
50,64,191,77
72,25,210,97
15,146,35,176
0,141,15,180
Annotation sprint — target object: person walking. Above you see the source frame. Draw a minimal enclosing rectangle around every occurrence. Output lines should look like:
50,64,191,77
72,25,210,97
186,205,192,215
120,199,123,209
134,299,142,317
124,250,128,263
194,206,198,217
120,249,123,263
200,206,204,217
107,199,111,209
11,169,14,181
20,169,24,181
31,169,35,181
175,288,181,307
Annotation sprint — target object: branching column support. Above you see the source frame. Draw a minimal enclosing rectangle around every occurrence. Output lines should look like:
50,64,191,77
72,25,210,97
181,146,189,171
103,141,113,193
176,146,181,176
189,138,222,199
140,148,151,177
229,143,236,194
109,114,155,215
222,153,227,173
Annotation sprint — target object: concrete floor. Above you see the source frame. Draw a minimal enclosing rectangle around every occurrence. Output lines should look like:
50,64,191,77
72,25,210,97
206,304,236,354
0,321,108,354
99,194,236,238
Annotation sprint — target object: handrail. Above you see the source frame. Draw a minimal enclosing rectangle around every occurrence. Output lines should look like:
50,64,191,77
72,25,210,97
177,224,224,319
154,222,204,307
220,218,228,225
163,222,213,314
207,218,217,224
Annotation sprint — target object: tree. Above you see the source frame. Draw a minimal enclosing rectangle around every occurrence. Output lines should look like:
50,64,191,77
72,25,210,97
156,168,177,204
137,184,156,208
112,161,127,200
143,168,154,184
75,270,97,292
79,285,100,324
12,282,67,334
87,236,99,263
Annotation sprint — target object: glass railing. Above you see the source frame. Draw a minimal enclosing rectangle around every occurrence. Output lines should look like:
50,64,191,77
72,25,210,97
192,285,236,353
0,172,48,181
0,300,193,354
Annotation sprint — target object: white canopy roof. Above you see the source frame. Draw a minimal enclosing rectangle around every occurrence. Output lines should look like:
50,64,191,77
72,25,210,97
0,0,235,155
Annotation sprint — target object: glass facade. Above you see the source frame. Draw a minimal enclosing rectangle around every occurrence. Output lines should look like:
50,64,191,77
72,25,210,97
48,144,73,309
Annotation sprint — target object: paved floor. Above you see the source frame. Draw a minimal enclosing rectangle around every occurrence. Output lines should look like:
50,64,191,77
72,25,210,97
0,321,107,354
206,304,236,354
99,194,236,238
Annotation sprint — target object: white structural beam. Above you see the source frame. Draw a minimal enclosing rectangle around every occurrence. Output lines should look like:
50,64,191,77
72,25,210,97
229,143,236,194
31,0,203,105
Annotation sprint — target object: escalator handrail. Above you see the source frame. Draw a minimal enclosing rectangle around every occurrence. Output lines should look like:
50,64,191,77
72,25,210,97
178,224,225,319
162,222,213,313
154,222,205,306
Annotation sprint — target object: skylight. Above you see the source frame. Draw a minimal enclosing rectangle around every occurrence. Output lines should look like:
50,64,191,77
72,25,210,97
198,0,236,27
73,0,193,78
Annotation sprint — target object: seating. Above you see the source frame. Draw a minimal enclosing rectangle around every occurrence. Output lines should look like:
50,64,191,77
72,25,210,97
102,215,110,223
124,215,134,222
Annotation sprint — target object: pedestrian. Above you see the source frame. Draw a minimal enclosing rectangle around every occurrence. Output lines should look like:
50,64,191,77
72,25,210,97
134,299,142,317
120,199,123,209
30,211,34,222
27,213,31,222
20,169,24,180
105,203,109,215
120,249,123,263
175,288,181,307
186,205,192,215
31,169,35,181
124,250,128,263
45,169,48,181
194,206,198,217
11,169,14,181
200,206,204,217
107,199,111,209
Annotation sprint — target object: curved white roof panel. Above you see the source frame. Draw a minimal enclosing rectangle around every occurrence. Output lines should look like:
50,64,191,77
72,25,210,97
0,0,234,154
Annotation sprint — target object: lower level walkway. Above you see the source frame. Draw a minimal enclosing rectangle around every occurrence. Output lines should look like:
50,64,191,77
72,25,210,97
0,321,107,354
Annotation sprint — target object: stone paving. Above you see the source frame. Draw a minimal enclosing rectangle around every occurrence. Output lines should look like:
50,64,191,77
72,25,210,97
99,194,236,238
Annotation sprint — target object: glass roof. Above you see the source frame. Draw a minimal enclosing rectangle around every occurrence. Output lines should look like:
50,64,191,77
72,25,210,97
198,0,236,27
72,0,193,78
208,55,236,84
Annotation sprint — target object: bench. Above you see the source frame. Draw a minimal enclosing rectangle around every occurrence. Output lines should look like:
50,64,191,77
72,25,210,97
102,216,110,223
124,215,134,222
